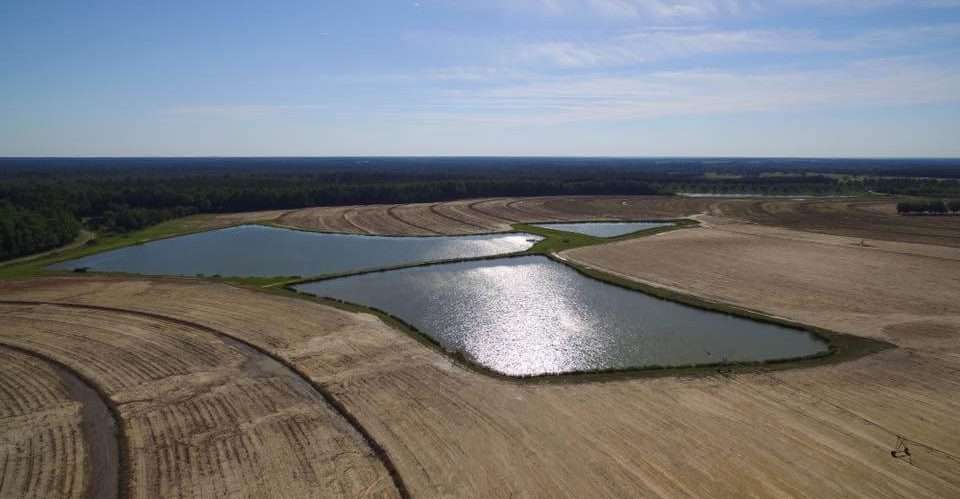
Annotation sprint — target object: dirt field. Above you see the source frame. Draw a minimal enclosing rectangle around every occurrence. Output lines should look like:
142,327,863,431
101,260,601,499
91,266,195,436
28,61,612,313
272,196,713,235
0,299,397,499
2,276,959,498
266,195,960,248
713,198,960,247
563,219,960,343
3,195,959,498
0,347,92,499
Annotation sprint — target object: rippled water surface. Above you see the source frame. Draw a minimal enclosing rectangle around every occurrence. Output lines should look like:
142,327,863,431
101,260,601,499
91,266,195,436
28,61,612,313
532,222,674,238
51,225,541,277
296,256,828,376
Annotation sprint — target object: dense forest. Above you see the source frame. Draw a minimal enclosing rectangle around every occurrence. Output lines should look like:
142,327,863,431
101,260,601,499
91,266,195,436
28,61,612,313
2,157,960,261
0,203,81,261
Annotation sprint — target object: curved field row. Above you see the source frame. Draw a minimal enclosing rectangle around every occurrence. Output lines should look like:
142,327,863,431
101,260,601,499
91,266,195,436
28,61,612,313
274,196,712,236
270,196,958,250
345,205,434,235
3,277,959,497
714,198,960,247
527,196,712,220
277,205,359,233
0,347,93,499
0,302,398,499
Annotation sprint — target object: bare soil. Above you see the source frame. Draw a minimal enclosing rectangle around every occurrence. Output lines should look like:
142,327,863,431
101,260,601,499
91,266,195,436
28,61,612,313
0,298,397,499
4,195,959,498
713,198,960,247
272,196,713,235
563,219,960,344
0,347,92,499
2,276,958,498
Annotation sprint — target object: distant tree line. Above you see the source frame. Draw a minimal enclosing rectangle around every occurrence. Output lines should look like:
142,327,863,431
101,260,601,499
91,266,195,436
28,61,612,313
2,157,960,261
897,199,960,215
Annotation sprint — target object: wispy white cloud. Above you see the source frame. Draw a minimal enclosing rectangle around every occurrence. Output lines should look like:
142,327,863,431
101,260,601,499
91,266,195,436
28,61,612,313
514,24,960,67
407,57,960,125
163,104,327,117
448,0,960,20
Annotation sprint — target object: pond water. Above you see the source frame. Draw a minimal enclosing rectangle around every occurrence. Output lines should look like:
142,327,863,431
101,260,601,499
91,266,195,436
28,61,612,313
533,222,674,238
50,225,541,278
295,256,828,376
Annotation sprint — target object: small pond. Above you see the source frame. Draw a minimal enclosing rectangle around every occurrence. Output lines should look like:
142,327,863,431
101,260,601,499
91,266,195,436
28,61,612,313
533,221,674,238
50,225,541,278
295,256,828,376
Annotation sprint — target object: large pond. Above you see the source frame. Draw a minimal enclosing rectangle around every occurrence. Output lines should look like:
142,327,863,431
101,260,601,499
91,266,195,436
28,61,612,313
50,225,541,278
295,256,829,376
533,222,673,238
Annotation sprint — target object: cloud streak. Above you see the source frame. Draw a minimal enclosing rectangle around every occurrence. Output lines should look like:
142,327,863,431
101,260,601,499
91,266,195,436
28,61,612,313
456,0,960,19
409,57,960,125
513,24,960,68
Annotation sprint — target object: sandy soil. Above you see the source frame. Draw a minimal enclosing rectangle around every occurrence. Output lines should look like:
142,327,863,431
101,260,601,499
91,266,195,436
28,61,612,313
563,220,960,344
714,198,960,247
128,197,959,250
271,196,713,236
194,209,292,230
2,277,958,498
0,299,396,499
0,347,91,499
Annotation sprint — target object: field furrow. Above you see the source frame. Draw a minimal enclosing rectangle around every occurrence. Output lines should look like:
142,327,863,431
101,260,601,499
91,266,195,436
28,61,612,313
0,347,93,499
0,303,399,499
342,205,422,235
3,276,958,498
430,200,508,232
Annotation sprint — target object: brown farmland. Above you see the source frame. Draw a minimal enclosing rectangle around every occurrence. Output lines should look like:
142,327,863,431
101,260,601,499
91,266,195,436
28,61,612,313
272,195,713,235
268,195,958,245
0,347,97,499
2,195,960,498
712,198,960,247
2,268,959,498
0,300,397,499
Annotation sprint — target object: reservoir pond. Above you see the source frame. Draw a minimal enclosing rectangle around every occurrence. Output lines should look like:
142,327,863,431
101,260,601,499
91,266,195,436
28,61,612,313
50,225,540,278
295,256,829,376
532,222,673,238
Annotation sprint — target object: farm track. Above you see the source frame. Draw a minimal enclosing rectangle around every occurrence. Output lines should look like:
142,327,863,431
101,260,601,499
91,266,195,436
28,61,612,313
504,200,562,222
426,203,490,231
386,205,441,235
466,199,523,223
0,300,400,499
3,276,960,497
0,346,108,499
341,207,376,234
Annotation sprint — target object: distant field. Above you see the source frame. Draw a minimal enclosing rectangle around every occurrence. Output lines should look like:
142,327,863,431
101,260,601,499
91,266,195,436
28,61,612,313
713,198,960,247
269,195,960,249
273,196,712,235
2,195,960,498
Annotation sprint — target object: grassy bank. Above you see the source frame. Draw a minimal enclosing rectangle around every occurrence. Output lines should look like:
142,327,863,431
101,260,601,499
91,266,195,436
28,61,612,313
0,215,222,280
518,219,698,254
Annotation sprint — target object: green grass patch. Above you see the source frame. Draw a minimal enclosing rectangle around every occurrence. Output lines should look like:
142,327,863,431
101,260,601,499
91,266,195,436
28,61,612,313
219,275,303,288
0,215,221,280
516,219,697,254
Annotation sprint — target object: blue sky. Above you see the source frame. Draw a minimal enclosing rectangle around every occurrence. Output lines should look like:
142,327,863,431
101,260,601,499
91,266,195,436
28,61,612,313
2,0,959,157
